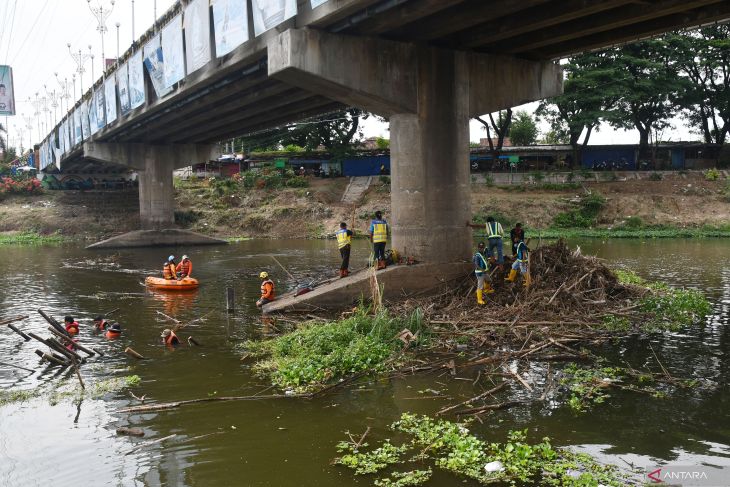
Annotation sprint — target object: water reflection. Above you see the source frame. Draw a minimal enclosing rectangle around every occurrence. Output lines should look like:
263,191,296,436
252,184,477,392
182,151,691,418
0,238,728,486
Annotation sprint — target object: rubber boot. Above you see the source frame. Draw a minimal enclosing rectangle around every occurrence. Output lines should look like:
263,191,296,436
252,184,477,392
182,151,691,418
343,269,349,277
377,259,386,270
505,269,518,282
338,269,344,278
523,272,532,288
483,282,495,294
476,289,485,305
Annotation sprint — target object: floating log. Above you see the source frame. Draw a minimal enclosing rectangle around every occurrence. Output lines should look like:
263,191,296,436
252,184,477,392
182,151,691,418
116,427,145,437
0,315,28,326
125,347,145,360
35,349,67,366
47,326,95,357
7,323,31,341
187,336,201,346
37,309,69,337
44,336,83,363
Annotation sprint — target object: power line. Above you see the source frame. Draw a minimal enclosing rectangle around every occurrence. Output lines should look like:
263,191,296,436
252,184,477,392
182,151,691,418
2,0,19,65
9,0,51,66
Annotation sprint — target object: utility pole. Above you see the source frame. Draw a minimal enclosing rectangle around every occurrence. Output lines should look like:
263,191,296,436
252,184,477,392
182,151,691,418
88,0,116,74
67,44,92,94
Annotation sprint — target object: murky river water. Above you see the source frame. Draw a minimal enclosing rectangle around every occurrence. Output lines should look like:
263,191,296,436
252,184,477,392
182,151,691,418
0,238,728,486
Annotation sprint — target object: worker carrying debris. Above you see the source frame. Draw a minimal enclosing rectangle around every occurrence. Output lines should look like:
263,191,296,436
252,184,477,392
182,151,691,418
336,222,353,278
369,211,389,270
506,240,531,288
176,255,193,279
256,271,275,308
467,216,505,266
473,242,494,305
163,255,178,280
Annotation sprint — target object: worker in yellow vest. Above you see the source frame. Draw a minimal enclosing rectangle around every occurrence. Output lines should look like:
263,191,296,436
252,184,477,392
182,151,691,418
369,211,389,270
336,222,353,278
467,216,504,266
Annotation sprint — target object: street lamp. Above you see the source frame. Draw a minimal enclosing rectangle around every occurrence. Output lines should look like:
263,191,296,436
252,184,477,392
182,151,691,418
72,74,77,101
91,53,95,81
54,73,72,113
87,0,116,74
116,22,121,59
44,85,60,126
22,114,34,149
67,43,93,94
131,0,135,39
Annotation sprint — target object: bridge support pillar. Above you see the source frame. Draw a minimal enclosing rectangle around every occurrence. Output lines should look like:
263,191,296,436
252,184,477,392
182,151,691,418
270,29,562,263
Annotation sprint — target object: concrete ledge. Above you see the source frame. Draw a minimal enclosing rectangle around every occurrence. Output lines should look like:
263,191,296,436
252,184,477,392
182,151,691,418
86,229,227,249
263,262,472,313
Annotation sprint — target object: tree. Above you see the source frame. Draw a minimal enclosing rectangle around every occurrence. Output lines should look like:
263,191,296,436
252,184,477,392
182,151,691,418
605,40,686,156
509,111,539,146
666,26,730,145
283,108,365,157
536,52,618,166
474,109,512,167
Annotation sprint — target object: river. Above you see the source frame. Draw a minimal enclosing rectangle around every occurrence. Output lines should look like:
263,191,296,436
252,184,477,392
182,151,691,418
0,238,728,486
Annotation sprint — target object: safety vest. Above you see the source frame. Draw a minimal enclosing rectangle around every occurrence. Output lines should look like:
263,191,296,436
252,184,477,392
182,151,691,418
371,220,388,243
94,320,108,331
177,260,192,276
163,263,176,280
474,252,488,275
516,241,529,262
336,229,351,249
261,279,275,299
165,331,179,346
486,221,503,239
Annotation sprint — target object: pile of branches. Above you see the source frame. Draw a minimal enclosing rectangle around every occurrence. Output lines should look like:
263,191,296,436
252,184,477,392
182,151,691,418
389,240,648,346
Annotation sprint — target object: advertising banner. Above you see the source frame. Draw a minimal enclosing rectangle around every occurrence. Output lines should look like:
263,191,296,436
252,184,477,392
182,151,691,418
0,65,16,116
252,0,297,36
94,87,106,131
117,62,131,115
73,109,82,145
128,50,146,108
161,15,186,88
89,95,99,135
212,0,248,57
81,100,90,139
143,35,172,97
184,0,212,73
104,76,118,125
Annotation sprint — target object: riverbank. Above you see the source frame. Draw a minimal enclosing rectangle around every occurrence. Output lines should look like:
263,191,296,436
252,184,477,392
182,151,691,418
0,170,727,243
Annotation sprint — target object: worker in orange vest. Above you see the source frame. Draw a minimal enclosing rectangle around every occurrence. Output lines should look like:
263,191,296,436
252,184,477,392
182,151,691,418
256,271,275,308
176,255,193,279
163,255,177,280
161,328,180,346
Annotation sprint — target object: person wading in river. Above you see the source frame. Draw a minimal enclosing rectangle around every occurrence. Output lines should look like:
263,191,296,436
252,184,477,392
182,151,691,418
64,316,80,335
336,222,353,278
256,272,275,308
176,255,193,279
163,255,177,280
93,315,108,332
161,328,180,346
369,211,389,270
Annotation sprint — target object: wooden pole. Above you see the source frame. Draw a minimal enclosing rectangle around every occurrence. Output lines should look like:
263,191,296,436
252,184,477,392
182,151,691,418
47,326,95,357
35,349,67,366
0,360,36,373
7,323,31,341
37,309,69,337
125,347,145,359
28,332,83,363
226,287,234,313
0,315,28,326
187,336,201,346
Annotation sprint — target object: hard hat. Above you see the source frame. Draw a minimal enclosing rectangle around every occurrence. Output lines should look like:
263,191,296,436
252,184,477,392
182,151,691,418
259,271,268,279
168,255,175,262
182,255,189,260
161,329,171,337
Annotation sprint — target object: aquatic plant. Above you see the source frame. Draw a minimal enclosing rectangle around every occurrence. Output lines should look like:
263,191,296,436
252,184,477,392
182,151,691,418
244,307,426,393
640,287,711,332
560,363,623,412
0,375,142,406
335,413,629,486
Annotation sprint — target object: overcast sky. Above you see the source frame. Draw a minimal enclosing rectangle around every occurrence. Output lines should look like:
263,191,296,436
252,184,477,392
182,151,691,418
1,0,697,151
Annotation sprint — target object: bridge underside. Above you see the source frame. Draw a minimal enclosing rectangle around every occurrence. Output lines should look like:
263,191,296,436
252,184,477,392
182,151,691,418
54,0,730,251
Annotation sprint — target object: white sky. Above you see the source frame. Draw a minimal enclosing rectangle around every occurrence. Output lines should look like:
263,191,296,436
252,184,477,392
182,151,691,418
0,0,700,151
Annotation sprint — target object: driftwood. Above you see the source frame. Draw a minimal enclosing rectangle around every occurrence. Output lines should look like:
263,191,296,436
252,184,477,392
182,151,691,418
116,427,145,437
187,336,201,346
1,315,29,326
35,349,67,366
125,434,177,455
37,309,69,337
47,327,96,357
125,347,145,360
117,393,304,414
455,400,526,415
0,361,36,373
437,382,507,415
7,323,31,341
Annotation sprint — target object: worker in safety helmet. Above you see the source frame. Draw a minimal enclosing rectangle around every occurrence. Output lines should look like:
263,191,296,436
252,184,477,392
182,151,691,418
368,211,389,270
161,328,180,346
163,255,178,280
256,271,275,308
473,242,495,305
336,222,353,278
505,240,531,288
176,255,193,279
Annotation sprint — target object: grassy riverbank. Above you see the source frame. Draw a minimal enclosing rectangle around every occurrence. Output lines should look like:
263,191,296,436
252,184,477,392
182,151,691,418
0,170,726,242
0,231,67,245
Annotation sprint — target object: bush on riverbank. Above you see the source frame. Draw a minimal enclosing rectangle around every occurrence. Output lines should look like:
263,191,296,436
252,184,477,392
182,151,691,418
335,413,628,486
0,175,42,200
552,193,606,228
243,307,425,393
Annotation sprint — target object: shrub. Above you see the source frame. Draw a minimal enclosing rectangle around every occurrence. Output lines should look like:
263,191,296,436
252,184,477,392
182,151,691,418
552,192,605,228
285,175,308,188
379,175,391,185
530,171,545,183
0,176,43,196
649,172,663,181
621,215,644,229
284,144,305,152
174,209,200,226
704,168,721,181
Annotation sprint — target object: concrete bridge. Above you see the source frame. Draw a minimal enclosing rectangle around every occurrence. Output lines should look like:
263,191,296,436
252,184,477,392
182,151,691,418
39,0,730,258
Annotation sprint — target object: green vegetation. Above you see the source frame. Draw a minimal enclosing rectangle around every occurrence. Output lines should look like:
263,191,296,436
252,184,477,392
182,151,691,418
704,168,721,181
649,172,663,181
336,414,627,486
243,308,425,393
553,193,606,228
531,225,730,239
0,232,67,245
561,363,623,412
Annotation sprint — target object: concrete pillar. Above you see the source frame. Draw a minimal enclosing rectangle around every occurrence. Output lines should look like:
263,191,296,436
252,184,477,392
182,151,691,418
268,29,562,263
138,151,175,229
389,49,471,261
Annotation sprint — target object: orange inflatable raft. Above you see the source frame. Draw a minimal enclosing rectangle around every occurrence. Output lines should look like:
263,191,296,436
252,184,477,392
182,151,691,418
145,276,200,291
